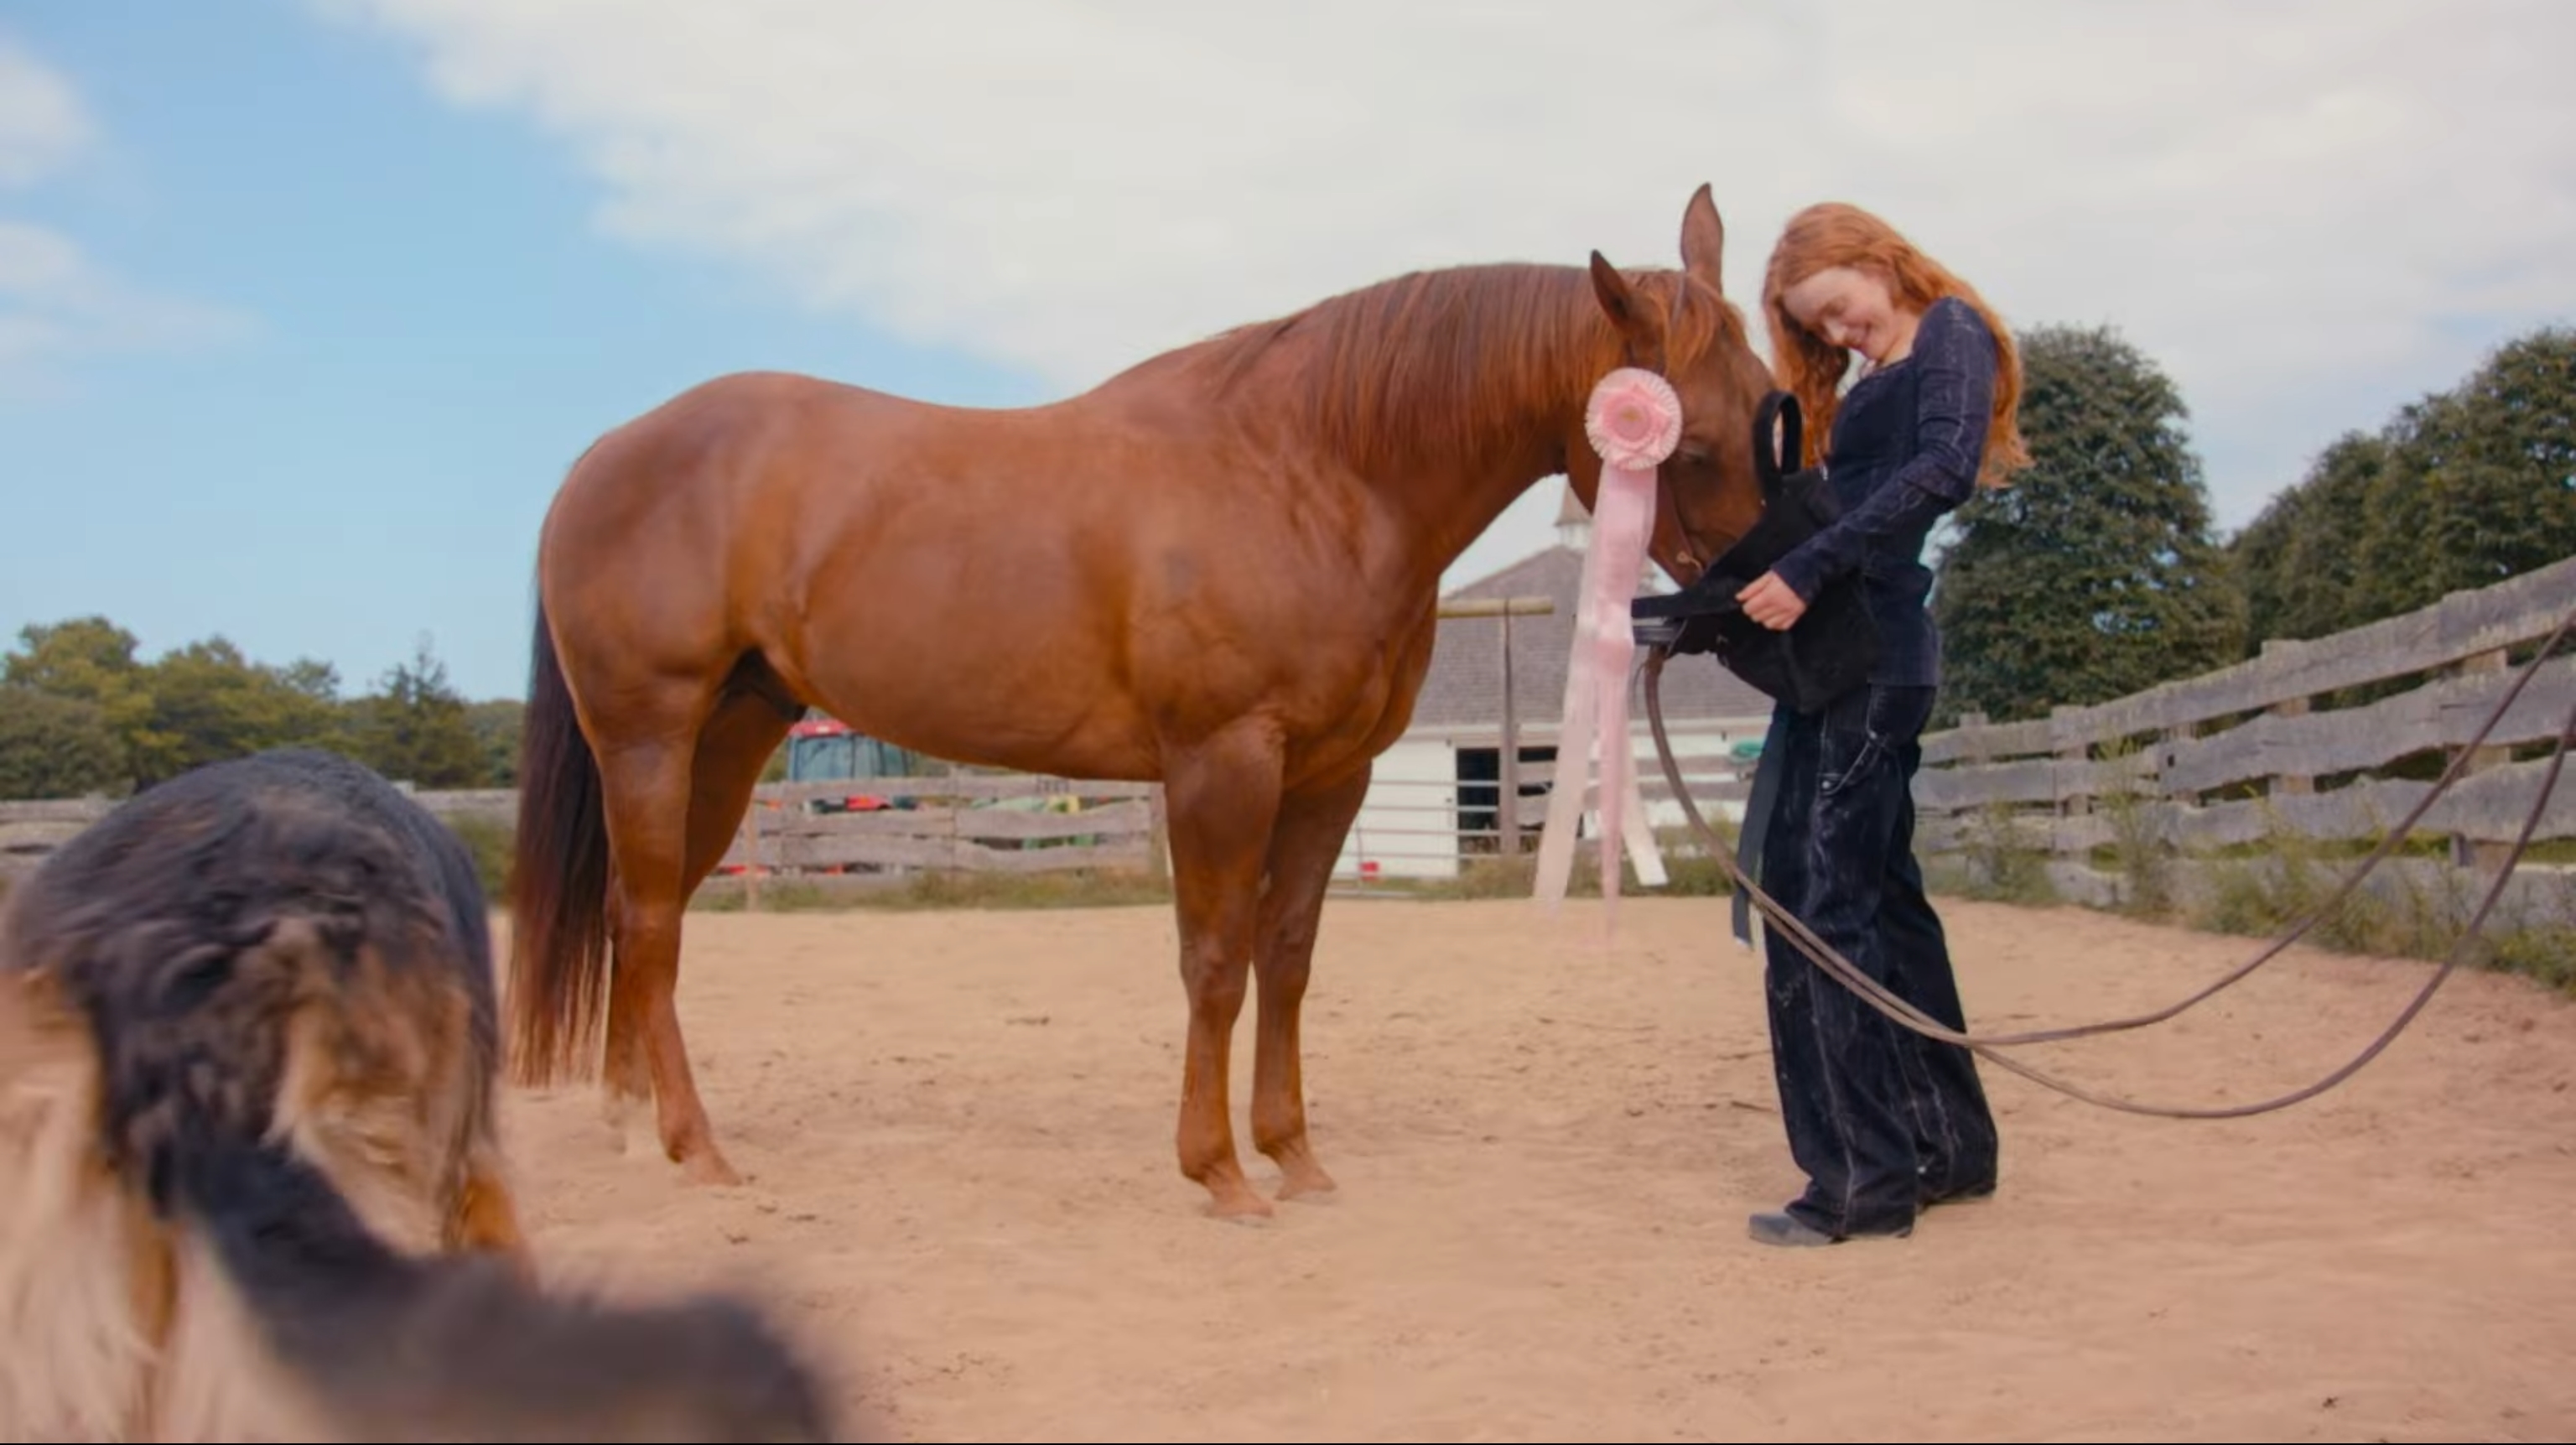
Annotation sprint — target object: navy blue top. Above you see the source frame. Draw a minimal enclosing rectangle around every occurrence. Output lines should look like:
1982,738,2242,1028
1766,294,1999,689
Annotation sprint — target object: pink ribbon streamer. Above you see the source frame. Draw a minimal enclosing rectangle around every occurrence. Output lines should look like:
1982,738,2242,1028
1532,366,1682,929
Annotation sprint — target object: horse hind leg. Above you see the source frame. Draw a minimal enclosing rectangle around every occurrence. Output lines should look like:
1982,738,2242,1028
596,684,800,1188
1251,761,1370,1203
676,683,801,902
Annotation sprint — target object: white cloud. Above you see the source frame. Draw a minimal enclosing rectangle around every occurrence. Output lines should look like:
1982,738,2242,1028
0,35,254,393
314,0,2576,574
0,221,251,377
0,34,92,188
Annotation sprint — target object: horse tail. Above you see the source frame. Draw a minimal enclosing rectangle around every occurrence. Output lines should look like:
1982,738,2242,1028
176,1131,842,1442
506,591,614,1089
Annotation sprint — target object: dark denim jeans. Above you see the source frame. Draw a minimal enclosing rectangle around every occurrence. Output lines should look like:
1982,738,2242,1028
1756,683,1999,1237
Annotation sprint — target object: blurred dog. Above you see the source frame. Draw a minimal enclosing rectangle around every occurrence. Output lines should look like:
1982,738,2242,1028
0,746,849,1442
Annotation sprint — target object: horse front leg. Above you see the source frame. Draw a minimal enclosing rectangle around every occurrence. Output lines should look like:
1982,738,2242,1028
1161,726,1287,1222
1250,761,1371,1202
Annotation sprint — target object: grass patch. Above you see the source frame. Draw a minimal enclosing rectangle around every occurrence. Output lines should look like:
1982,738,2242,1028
441,813,514,900
2488,923,2576,993
1927,799,2059,907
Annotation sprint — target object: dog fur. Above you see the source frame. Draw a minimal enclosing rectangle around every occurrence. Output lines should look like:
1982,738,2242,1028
0,747,849,1442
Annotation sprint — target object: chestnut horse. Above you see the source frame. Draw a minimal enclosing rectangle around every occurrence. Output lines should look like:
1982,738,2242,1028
506,184,1777,1219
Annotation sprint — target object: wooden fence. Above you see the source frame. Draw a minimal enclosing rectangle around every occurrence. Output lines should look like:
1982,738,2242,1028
15,551,2568,924
724,776,1161,878
0,797,119,883
0,772,1165,886
0,745,1753,895
1911,552,2576,931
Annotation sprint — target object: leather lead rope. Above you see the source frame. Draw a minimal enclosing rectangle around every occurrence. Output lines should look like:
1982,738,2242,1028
1637,600,2576,1120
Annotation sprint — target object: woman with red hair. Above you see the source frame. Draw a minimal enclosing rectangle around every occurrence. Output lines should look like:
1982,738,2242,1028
1732,201,2028,1248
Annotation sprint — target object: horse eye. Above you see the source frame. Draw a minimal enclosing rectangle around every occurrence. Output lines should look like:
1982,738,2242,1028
1676,443,1712,465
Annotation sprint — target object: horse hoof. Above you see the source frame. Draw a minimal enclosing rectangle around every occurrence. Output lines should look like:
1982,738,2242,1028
1276,1172,1338,1203
678,1147,745,1188
1204,1186,1277,1224
1265,1142,1338,1202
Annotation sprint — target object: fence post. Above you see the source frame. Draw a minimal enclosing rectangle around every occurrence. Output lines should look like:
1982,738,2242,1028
2162,718,2198,805
1499,606,1520,857
1146,784,1171,883
2448,646,2514,871
2052,704,2089,822
2262,637,2315,797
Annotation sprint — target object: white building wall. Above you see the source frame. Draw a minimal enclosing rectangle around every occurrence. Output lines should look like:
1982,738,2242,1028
1335,737,1461,880
1337,721,1764,884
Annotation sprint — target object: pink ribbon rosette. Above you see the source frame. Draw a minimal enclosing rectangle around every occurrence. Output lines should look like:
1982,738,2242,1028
1531,366,1680,928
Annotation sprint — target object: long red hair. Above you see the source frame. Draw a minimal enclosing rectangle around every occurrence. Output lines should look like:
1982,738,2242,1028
1761,202,2029,487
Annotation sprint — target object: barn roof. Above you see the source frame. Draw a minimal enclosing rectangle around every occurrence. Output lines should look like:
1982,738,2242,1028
1410,494,1775,739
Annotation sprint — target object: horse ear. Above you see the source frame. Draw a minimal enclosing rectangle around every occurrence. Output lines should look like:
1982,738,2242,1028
1589,250,1644,335
1591,249,1666,365
1680,183,1725,296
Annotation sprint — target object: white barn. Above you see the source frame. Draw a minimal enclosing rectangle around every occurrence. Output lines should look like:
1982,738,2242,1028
1336,485,1777,881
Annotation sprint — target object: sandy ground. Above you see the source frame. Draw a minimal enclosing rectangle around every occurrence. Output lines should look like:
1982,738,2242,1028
490,895,2576,1444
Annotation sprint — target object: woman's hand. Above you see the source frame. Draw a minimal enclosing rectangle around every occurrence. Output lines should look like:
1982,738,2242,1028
1736,570,1808,631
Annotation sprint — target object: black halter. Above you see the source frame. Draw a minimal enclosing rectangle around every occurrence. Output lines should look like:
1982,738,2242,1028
1628,384,1883,716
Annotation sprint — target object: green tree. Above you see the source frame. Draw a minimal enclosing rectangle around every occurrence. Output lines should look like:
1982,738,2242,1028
345,635,486,789
2376,327,2576,617
0,685,127,799
2,617,348,789
129,637,345,787
1931,322,2247,726
465,698,527,788
2231,430,2389,646
2231,325,2575,643
2,616,159,783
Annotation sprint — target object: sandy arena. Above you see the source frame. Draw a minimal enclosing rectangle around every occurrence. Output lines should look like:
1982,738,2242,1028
488,895,2576,1443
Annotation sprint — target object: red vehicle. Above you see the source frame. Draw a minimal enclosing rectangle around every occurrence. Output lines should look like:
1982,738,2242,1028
782,715,924,813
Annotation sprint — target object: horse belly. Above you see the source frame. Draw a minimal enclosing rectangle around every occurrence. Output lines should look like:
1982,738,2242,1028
777,577,1162,783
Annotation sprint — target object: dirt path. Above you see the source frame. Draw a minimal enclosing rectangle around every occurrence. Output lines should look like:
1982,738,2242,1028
491,896,2576,1443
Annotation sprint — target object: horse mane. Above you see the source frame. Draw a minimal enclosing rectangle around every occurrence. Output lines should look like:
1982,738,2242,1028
1196,262,1727,477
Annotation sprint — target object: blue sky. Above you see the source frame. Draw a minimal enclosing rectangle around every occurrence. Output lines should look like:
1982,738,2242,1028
1,2,1045,702
4,2,2572,704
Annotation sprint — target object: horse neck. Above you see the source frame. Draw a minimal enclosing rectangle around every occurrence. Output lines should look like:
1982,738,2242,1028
1208,262,1628,595
1394,415,1582,595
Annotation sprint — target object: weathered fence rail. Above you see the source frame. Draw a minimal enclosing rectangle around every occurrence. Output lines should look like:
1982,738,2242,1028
728,777,1161,877
0,799,106,881
0,772,1165,884
0,749,1750,893
1913,552,2576,930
